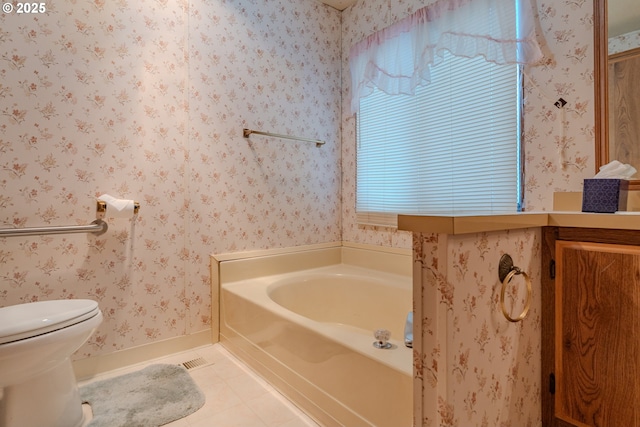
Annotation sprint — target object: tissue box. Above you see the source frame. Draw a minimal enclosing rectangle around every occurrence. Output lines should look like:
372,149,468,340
582,179,629,213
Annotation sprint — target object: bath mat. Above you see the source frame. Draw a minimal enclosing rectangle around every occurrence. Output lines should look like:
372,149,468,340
80,363,205,427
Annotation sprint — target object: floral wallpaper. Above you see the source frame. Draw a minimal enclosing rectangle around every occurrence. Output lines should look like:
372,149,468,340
340,0,596,239
340,0,597,426
0,0,341,358
413,230,541,427
522,0,596,209
2,0,600,425
610,28,640,54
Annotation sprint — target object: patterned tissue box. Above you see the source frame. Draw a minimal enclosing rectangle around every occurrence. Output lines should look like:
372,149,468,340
581,179,629,213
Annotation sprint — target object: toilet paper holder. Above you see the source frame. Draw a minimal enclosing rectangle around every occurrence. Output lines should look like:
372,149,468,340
96,200,140,219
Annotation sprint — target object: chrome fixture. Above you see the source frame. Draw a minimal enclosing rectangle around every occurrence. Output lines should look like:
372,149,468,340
404,312,413,348
498,254,532,323
373,328,392,349
0,219,108,238
243,128,325,147
0,199,143,239
96,199,140,219
0,200,115,238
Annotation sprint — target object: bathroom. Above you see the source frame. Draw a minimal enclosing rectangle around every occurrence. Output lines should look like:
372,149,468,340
0,0,607,426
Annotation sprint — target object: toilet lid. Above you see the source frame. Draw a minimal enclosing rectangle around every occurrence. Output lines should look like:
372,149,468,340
0,299,100,345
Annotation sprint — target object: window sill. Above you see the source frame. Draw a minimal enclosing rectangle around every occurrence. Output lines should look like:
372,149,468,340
397,211,640,235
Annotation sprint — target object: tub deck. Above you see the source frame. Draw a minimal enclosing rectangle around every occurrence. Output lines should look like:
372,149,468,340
220,262,413,427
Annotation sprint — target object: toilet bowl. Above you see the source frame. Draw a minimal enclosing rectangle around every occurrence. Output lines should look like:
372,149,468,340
0,299,103,427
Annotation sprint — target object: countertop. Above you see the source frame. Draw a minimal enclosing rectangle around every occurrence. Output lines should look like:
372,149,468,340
397,211,640,235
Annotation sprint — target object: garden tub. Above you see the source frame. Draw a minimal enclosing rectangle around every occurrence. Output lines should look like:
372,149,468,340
220,263,413,427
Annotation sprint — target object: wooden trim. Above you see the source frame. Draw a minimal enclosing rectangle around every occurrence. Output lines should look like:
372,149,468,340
593,0,609,176
541,227,558,427
553,240,567,425
557,227,640,245
609,46,640,63
594,0,609,172
594,0,640,188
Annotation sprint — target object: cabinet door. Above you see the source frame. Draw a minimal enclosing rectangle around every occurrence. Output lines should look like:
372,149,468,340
555,241,639,427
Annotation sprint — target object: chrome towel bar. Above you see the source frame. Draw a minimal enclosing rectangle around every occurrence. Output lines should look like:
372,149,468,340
0,219,108,238
243,128,325,147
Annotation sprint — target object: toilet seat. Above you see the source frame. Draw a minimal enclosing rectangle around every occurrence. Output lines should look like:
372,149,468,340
0,299,100,345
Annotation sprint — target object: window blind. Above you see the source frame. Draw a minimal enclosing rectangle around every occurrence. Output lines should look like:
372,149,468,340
356,52,521,227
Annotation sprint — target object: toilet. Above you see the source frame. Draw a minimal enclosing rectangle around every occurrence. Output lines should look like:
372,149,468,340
0,299,103,427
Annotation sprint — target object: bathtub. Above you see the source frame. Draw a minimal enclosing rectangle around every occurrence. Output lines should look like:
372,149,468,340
219,261,413,427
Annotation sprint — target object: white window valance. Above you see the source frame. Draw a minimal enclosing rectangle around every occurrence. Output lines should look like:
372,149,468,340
349,0,543,113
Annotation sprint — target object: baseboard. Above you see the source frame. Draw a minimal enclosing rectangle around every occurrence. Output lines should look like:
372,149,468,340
73,329,213,381
219,333,349,427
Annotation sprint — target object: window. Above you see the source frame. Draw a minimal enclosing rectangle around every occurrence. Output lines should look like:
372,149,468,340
350,0,543,227
356,53,522,226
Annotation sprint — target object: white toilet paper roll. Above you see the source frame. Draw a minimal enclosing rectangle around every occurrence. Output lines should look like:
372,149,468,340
98,194,136,218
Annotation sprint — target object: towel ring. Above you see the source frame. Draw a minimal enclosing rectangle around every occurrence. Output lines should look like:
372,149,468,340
498,255,532,323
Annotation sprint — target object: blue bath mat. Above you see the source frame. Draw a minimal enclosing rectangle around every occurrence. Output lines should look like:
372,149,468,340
80,363,205,427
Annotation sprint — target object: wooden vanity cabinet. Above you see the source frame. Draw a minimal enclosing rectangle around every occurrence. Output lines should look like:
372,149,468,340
542,227,640,427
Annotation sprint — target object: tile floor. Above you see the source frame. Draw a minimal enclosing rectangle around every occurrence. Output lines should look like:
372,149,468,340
78,344,320,427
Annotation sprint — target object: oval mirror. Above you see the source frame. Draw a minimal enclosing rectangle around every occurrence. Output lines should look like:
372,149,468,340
595,0,640,189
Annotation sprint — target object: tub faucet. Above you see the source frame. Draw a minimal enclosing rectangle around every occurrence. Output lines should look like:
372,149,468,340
404,311,413,348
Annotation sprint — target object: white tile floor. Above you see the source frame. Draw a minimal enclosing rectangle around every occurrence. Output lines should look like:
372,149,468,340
78,344,320,427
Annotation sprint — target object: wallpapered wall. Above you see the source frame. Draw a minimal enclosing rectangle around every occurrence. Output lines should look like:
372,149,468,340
610,28,640,54
2,0,598,424
340,0,596,426
341,0,596,243
0,0,342,358
413,230,542,427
